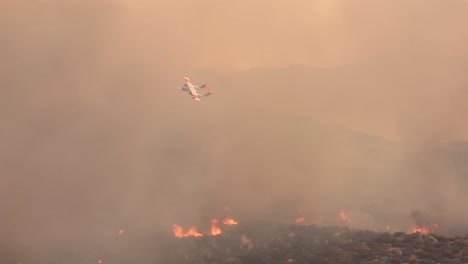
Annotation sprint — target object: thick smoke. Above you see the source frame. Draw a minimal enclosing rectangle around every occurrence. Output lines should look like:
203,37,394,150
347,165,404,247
1,0,468,263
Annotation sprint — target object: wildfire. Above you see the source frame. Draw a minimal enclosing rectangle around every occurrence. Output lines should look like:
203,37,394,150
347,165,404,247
339,209,352,223
223,218,239,225
173,216,239,238
412,227,430,234
412,223,439,234
173,224,203,238
117,229,124,235
295,217,305,223
410,222,440,234
185,227,203,237
211,219,222,235
171,206,445,239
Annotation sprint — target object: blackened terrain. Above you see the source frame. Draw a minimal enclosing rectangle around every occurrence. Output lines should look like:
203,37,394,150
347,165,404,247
159,223,468,264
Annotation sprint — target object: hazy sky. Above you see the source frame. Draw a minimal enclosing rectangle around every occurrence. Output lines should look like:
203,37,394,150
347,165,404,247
117,0,468,71
4,0,468,70
114,0,468,142
3,0,467,141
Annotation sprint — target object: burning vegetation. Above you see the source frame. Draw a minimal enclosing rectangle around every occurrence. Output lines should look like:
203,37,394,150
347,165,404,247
173,217,239,238
161,207,468,264
171,208,443,239
163,221,468,264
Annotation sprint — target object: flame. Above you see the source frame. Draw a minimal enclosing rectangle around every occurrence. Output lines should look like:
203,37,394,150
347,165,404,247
211,219,222,235
118,229,124,235
412,223,439,234
173,224,202,237
223,218,239,225
173,216,240,238
173,224,184,238
412,227,430,234
385,225,391,231
98,260,103,264
295,217,305,223
185,227,203,237
339,209,352,223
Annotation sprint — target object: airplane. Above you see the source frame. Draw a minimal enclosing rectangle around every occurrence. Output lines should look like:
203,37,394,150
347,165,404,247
179,77,213,101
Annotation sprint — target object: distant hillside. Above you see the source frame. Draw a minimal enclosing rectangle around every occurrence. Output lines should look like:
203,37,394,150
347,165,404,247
199,56,468,141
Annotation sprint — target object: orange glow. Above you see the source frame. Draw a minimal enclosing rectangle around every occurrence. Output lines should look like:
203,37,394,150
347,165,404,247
385,225,391,231
295,217,305,223
339,209,351,223
173,224,203,237
412,227,430,234
412,223,439,234
98,260,103,264
211,219,222,235
185,227,203,237
118,229,124,235
223,218,239,225
173,224,184,238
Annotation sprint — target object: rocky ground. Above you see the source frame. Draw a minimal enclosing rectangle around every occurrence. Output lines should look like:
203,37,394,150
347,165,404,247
159,222,468,264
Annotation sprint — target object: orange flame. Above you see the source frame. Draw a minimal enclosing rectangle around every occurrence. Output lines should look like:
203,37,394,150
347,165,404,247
412,223,439,234
411,223,439,234
118,229,124,235
223,218,239,225
173,224,203,237
211,219,222,235
98,260,103,264
339,209,352,223
185,227,203,237
173,224,184,238
295,217,305,223
412,227,430,234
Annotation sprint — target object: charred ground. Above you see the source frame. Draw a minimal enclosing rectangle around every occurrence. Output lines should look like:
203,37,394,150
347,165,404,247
160,222,468,264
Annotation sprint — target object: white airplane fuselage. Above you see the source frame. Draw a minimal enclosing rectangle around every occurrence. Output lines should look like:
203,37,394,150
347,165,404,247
184,77,201,101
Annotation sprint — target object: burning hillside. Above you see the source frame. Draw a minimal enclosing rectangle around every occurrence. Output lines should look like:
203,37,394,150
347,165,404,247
159,207,468,264
173,218,238,238
160,222,468,264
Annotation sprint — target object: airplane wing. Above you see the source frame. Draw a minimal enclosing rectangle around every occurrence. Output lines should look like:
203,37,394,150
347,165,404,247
200,84,213,96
